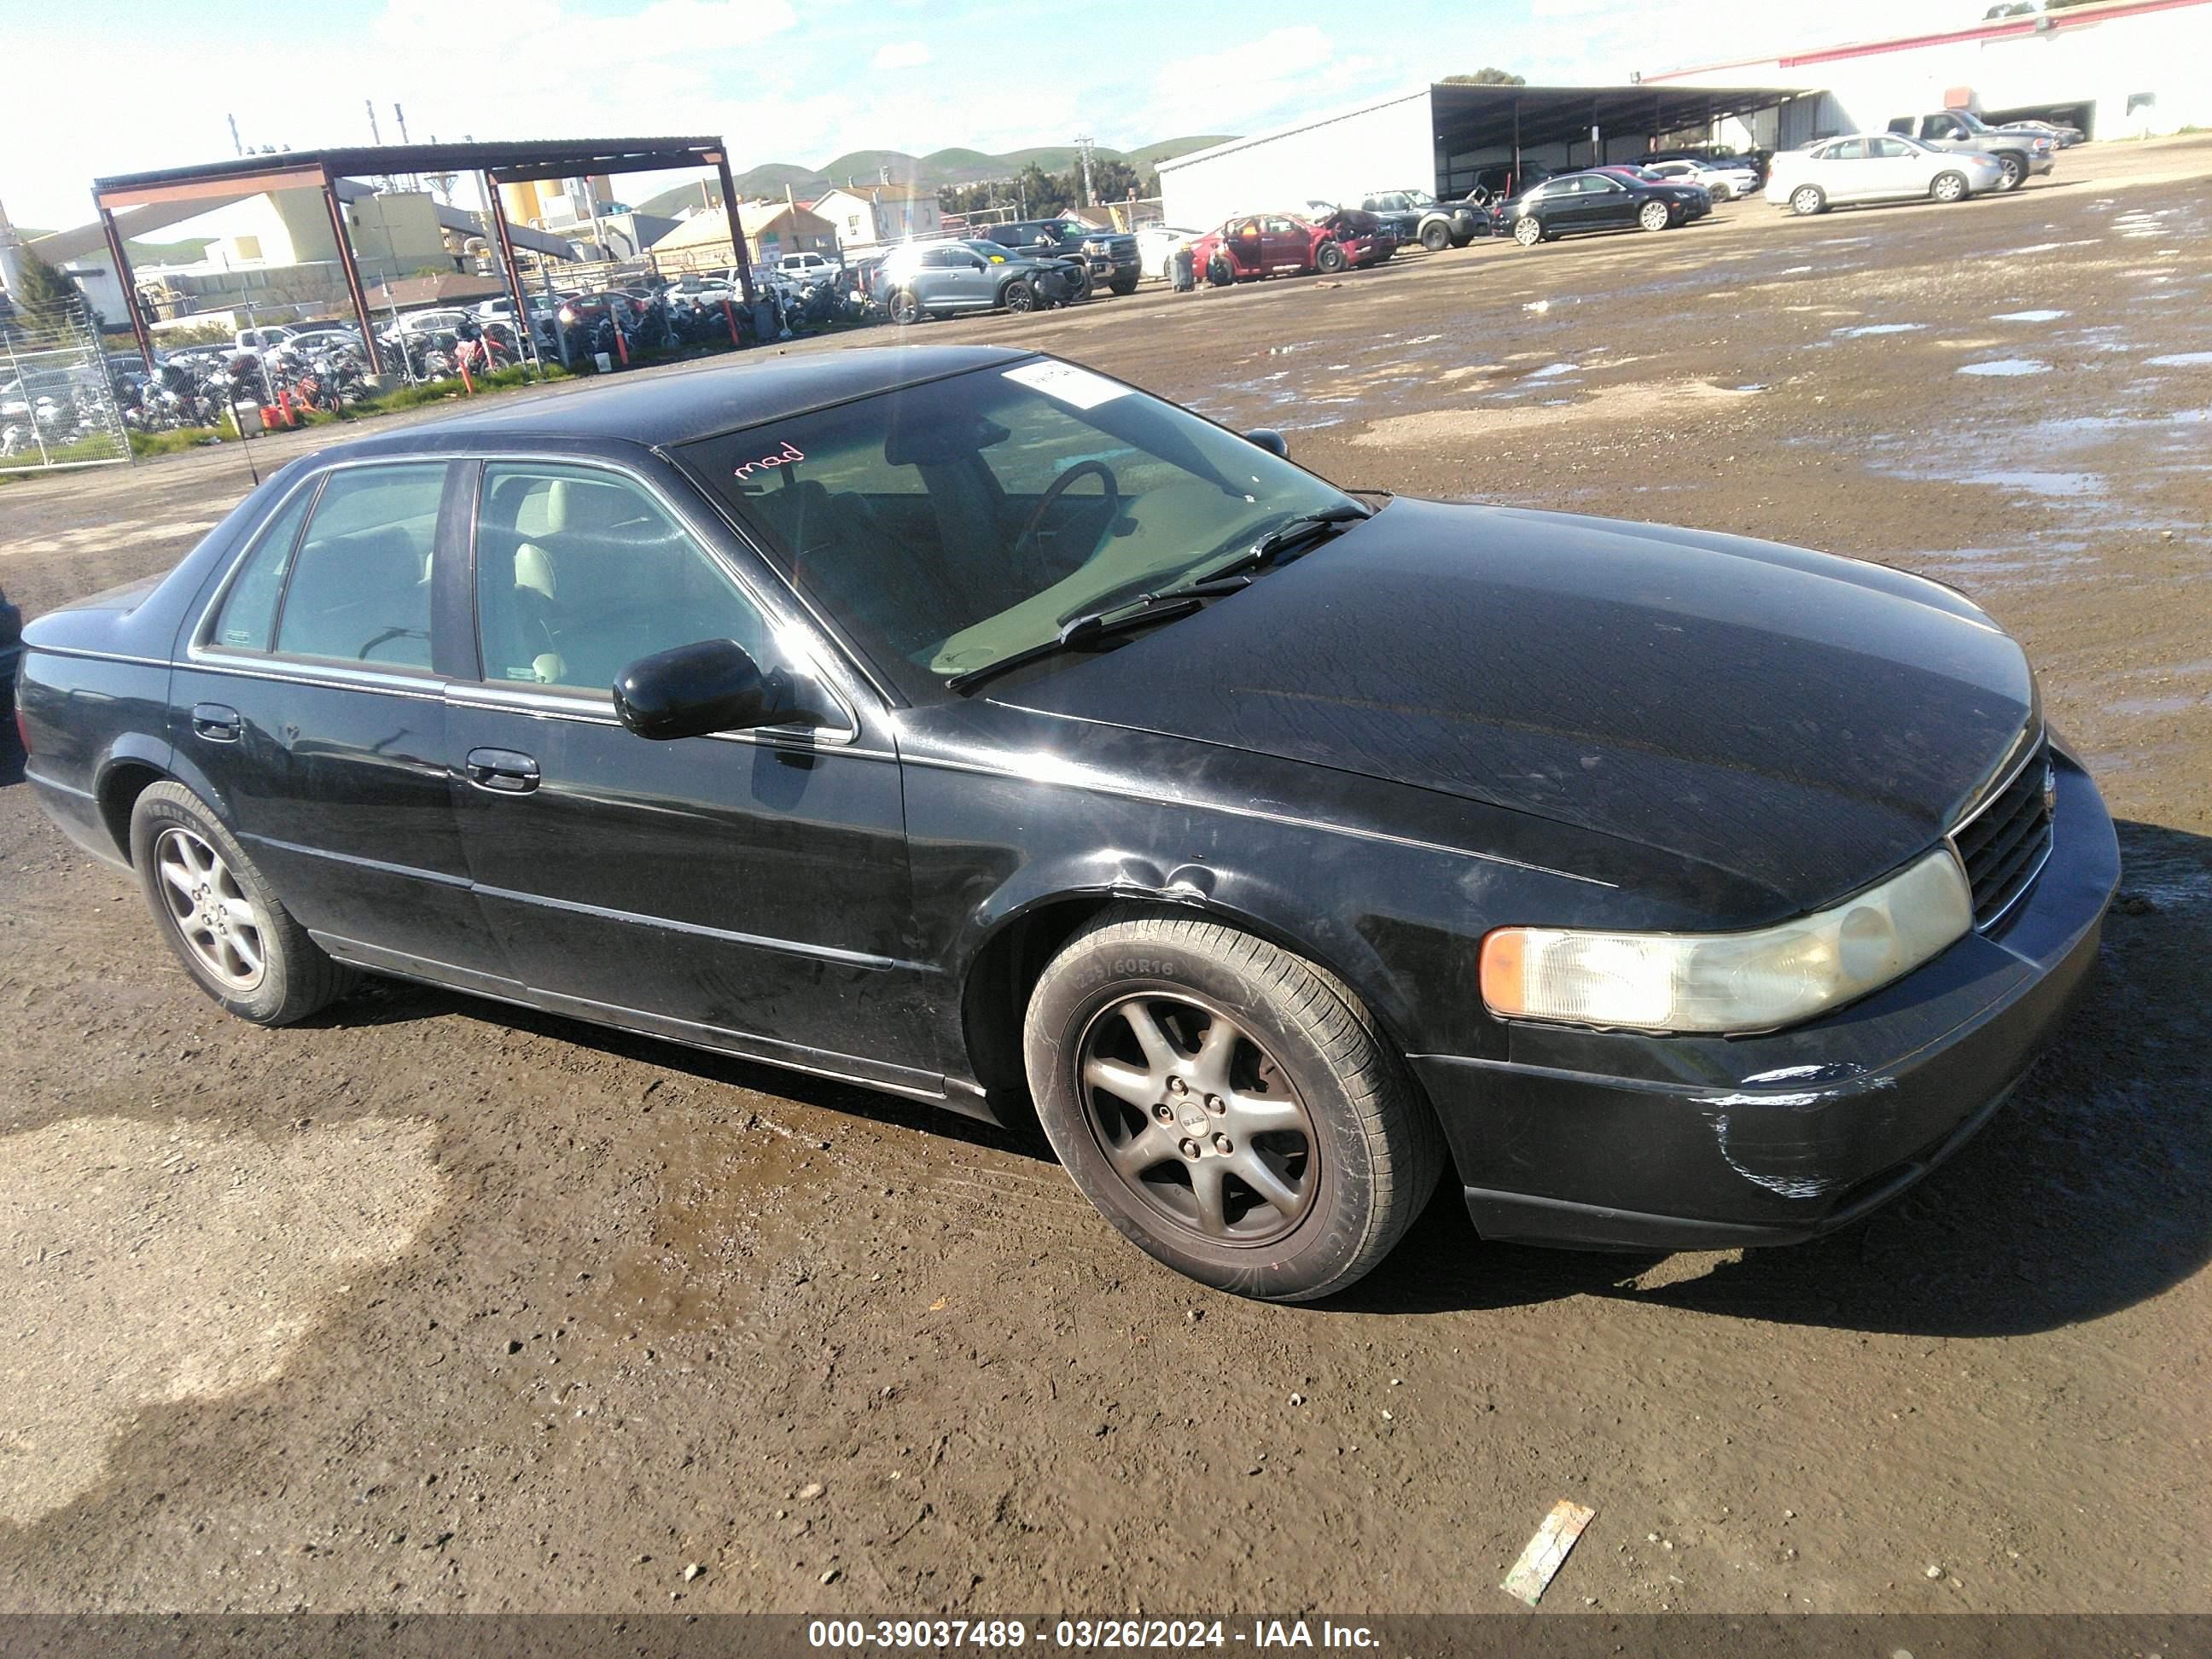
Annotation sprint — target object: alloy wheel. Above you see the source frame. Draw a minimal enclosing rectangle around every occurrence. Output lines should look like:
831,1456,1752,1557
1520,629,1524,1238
1513,217,1541,246
154,826,267,992
1790,185,1824,216
1075,992,1319,1246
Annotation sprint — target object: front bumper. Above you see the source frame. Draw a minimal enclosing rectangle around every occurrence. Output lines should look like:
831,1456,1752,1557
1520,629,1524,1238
1412,748,2118,1250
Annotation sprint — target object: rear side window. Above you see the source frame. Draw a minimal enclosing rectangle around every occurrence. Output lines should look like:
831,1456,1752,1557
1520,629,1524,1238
272,463,448,670
208,479,317,651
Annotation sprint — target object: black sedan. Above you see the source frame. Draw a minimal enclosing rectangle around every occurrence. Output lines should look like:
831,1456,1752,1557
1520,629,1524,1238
1495,167,1708,246
17,346,2117,1301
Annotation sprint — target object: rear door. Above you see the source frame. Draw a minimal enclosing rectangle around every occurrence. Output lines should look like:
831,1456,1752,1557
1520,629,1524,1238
445,456,937,1090
1261,216,1305,271
170,457,511,984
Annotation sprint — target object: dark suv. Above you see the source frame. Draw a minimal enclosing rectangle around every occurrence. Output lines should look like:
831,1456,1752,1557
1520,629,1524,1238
978,218,1142,296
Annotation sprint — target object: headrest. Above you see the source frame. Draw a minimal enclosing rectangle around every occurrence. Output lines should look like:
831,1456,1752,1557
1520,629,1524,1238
547,477,634,536
883,413,1010,469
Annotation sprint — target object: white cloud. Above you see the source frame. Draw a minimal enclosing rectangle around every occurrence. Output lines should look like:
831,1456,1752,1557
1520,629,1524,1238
871,40,932,71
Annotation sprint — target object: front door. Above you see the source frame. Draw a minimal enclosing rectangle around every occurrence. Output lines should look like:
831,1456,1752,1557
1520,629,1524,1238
445,458,939,1091
170,458,512,984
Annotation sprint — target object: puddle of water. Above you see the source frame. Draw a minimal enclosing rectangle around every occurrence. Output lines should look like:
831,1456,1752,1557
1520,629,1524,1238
1991,309,2068,323
1525,362,1578,380
1834,323,1925,338
1959,469,2104,498
1959,358,2052,377
2147,352,2212,368
1780,265,1813,275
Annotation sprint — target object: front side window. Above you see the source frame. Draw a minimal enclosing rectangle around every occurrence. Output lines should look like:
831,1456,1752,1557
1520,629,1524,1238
675,360,1355,695
271,463,447,670
474,463,770,691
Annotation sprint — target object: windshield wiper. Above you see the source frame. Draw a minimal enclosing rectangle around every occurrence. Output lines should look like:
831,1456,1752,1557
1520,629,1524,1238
944,592,1208,693
1200,502,1371,583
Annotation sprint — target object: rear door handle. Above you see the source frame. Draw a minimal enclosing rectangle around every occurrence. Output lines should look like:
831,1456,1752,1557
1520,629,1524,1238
464,748,540,794
190,702,242,742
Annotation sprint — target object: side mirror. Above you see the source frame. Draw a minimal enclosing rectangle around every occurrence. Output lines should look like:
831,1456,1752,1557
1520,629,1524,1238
1245,428,1289,460
613,637,821,742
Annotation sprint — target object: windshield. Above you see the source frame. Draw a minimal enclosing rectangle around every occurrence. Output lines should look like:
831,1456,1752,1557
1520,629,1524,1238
674,360,1354,695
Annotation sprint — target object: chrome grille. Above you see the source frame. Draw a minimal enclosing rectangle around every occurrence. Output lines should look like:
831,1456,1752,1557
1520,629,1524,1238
1949,737,2054,929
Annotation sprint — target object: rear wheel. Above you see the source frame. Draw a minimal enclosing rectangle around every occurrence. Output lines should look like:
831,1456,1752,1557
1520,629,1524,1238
1206,254,1234,287
1931,170,1969,204
1314,240,1348,274
1639,200,1672,232
1023,909,1444,1301
888,288,923,325
1512,215,1544,247
1997,153,2028,192
1419,220,1451,253
1790,184,1827,217
129,782,356,1026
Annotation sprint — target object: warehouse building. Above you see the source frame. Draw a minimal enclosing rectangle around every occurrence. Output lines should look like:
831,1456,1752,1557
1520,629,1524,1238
1648,0,2212,148
1156,81,1803,230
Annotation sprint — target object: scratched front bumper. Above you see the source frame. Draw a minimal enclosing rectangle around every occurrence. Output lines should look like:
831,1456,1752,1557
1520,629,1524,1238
1412,748,2119,1251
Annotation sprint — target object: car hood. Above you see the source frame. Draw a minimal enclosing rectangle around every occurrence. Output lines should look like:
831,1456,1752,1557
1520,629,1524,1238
998,498,2034,912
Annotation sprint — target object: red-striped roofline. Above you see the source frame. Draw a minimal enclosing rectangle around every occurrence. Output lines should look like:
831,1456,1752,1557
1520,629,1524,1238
1645,0,2210,83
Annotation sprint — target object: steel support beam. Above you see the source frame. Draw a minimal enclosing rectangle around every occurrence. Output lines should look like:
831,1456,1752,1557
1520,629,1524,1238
321,170,385,379
709,149,755,307
96,204,156,372
480,171,540,375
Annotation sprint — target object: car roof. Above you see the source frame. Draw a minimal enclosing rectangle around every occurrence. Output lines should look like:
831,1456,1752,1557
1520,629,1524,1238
318,345,1039,457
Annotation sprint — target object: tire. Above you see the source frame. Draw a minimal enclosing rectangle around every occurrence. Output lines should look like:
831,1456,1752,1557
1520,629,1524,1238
1639,200,1672,232
1109,276,1138,297
1001,278,1034,314
1023,908,1445,1301
1419,220,1451,253
129,781,356,1026
1314,240,1348,275
1997,153,2027,192
1206,255,1234,288
1512,214,1544,247
888,288,923,325
1068,267,1094,302
1931,170,1969,204
1790,184,1826,217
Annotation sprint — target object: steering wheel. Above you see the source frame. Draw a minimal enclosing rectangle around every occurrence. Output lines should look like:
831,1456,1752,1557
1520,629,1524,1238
1012,460,1120,581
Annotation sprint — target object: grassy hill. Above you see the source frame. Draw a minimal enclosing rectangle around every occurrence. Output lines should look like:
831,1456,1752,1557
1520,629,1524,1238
636,133,1242,215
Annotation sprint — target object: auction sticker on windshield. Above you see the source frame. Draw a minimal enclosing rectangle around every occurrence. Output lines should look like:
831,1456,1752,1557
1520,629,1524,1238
1004,360,1129,409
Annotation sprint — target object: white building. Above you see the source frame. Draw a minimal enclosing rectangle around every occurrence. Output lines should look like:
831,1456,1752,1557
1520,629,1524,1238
809,183,943,252
1646,0,2212,148
1156,82,1802,230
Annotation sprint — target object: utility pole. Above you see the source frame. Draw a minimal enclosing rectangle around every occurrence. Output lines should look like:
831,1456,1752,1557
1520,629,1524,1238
228,114,243,156
1075,135,1096,207
0,192,27,300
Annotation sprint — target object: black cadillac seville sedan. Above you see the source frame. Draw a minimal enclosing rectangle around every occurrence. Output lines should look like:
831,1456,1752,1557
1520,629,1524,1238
18,346,2117,1301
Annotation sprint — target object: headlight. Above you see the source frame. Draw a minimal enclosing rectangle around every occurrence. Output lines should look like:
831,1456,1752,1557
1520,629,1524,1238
1479,847,1972,1035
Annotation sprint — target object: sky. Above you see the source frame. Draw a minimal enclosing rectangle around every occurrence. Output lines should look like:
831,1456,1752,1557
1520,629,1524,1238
0,0,1957,234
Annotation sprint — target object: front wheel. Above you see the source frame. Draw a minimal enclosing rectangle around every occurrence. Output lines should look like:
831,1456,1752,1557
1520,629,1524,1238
1109,276,1138,297
130,782,356,1026
1419,221,1451,253
1997,153,2028,192
1023,909,1444,1301
1931,170,1969,204
1639,200,1672,232
1790,184,1827,217
1001,278,1035,313
1314,240,1348,274
1512,215,1544,247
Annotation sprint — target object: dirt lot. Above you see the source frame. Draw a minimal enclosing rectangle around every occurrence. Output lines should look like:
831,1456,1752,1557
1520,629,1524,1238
2,137,2209,1620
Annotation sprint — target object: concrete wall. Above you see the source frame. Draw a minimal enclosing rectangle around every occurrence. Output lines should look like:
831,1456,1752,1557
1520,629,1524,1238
1159,90,1435,229
1655,1,2212,143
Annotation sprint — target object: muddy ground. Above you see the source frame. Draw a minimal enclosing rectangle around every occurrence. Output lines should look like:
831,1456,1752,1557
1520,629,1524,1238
2,137,2209,1619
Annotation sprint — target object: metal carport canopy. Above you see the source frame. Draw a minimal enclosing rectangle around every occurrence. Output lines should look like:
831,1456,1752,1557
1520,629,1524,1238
87,137,755,374
1428,80,1811,156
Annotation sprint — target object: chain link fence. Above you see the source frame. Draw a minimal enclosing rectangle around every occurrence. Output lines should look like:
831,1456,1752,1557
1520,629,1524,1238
0,299,132,474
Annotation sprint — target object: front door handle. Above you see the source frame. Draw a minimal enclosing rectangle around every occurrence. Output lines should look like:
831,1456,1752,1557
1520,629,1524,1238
464,747,540,794
190,702,242,742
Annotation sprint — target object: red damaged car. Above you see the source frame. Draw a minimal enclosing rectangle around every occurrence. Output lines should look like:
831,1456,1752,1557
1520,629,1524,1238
1194,210,1396,285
